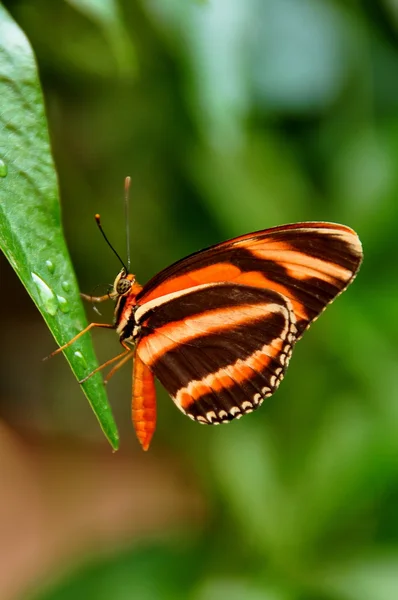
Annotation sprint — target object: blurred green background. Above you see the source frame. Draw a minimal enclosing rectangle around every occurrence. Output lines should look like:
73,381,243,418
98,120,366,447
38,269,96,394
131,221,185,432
1,1,398,599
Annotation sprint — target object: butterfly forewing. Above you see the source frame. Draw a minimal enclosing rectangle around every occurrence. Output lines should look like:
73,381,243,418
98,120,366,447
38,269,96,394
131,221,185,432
135,284,297,423
136,222,363,337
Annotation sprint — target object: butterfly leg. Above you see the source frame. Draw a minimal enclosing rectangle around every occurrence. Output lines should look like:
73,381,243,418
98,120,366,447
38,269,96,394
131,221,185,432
80,293,113,303
81,292,115,316
132,351,156,451
44,322,115,360
78,346,132,383
103,343,134,384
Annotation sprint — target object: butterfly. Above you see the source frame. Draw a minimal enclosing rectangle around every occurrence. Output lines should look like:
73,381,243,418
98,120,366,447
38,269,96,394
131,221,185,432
53,212,363,450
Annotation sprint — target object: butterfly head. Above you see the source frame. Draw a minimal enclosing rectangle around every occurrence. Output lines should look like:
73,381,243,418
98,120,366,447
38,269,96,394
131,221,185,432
113,269,135,297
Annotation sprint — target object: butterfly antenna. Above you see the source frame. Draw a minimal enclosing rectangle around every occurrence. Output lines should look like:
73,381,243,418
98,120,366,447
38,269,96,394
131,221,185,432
95,214,129,273
124,176,131,272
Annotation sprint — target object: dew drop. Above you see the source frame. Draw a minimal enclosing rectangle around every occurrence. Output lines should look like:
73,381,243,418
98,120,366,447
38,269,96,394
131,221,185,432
45,260,55,274
57,295,70,313
61,280,71,293
74,351,87,368
0,159,7,177
31,272,58,316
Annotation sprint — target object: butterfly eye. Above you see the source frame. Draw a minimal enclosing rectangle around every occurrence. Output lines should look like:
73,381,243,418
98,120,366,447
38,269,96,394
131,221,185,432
116,277,132,295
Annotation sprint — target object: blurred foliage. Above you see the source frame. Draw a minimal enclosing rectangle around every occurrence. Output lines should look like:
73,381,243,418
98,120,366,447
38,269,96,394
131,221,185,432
1,0,398,599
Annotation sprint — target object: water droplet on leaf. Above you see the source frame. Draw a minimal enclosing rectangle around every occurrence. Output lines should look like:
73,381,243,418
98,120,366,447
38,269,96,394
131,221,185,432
61,281,71,293
45,260,55,273
74,351,87,368
31,273,57,316
57,295,70,313
0,159,7,177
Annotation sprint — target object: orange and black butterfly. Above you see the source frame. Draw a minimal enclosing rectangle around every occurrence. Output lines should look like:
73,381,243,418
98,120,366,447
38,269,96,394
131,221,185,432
53,184,363,450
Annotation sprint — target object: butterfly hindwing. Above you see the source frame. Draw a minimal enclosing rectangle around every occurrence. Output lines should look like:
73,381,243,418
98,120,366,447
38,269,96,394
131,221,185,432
135,283,297,423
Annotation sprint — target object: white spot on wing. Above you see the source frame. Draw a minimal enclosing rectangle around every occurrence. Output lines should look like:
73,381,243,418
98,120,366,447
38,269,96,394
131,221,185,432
241,401,253,411
206,411,217,423
253,393,262,405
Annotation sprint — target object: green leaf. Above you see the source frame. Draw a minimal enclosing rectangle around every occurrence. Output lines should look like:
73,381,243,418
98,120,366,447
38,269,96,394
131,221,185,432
0,5,119,450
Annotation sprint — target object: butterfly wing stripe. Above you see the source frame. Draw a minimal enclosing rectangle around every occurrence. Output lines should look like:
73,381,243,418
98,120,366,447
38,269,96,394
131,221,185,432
137,305,289,376
249,245,353,282
126,282,216,339
146,336,294,423
266,229,361,267
139,301,297,425
243,262,354,334
135,262,323,340
180,259,339,334
136,284,297,424
137,223,362,305
185,381,270,423
137,288,289,368
147,338,230,420
138,315,289,399
136,224,362,338
174,336,269,419
134,282,280,328
175,336,288,410
138,265,241,305
232,268,332,325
